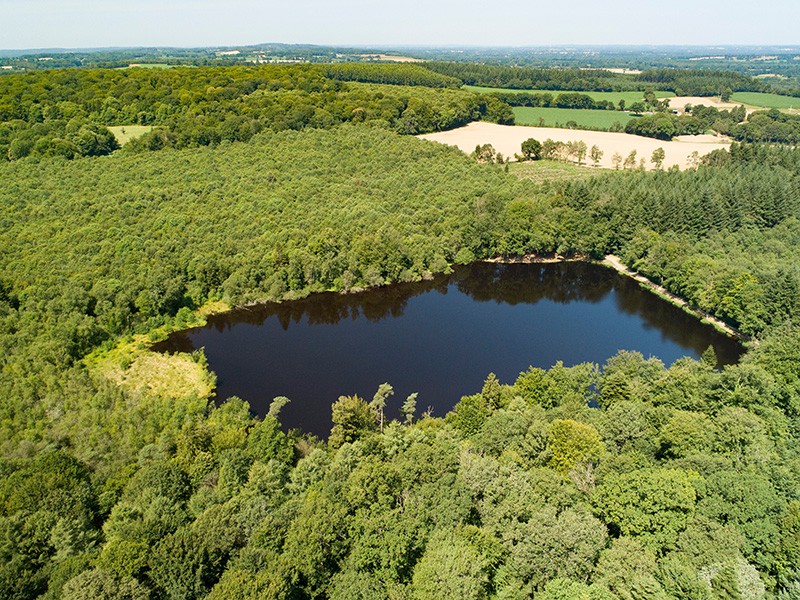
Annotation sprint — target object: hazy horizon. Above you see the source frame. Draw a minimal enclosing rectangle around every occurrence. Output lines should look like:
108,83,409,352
3,43,800,53
1,0,797,51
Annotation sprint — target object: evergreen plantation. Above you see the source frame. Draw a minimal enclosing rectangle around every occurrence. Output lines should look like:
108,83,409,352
0,62,800,599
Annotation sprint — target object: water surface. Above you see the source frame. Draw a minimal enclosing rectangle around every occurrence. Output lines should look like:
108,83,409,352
156,262,743,437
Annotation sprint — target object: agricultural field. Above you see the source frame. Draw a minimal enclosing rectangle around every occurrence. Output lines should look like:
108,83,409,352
730,91,800,109
513,106,635,130
419,121,730,170
464,85,674,104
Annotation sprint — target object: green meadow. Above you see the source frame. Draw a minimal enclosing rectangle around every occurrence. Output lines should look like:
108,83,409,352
107,125,154,145
513,106,636,130
730,91,800,109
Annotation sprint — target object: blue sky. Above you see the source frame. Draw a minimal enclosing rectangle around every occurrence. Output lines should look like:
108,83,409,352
1,0,798,49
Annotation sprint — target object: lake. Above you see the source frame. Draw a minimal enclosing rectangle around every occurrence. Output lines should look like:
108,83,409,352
155,262,743,437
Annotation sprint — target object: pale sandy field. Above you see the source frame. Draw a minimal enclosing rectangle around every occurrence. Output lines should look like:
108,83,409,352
419,122,730,171
357,53,422,63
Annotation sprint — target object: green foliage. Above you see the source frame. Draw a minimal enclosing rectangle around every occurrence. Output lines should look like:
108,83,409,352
427,62,767,97
148,525,227,599
593,537,671,600
244,416,294,465
547,419,606,474
593,468,700,550
627,106,800,144
537,578,615,600
520,137,542,160
283,488,349,596
513,362,598,409
0,65,514,159
0,451,100,599
2,62,800,600
61,569,150,600
411,529,493,600
330,395,377,449
502,506,608,590
323,63,461,88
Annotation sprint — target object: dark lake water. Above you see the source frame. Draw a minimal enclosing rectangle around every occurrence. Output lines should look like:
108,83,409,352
156,262,743,438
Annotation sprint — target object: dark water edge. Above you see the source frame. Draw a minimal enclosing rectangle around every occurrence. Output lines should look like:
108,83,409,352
154,262,744,438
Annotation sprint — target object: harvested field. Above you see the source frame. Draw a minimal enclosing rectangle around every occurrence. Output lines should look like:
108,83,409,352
418,122,730,171
668,96,751,113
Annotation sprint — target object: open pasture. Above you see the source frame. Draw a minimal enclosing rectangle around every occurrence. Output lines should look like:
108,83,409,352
730,91,800,110
513,106,635,130
107,125,154,145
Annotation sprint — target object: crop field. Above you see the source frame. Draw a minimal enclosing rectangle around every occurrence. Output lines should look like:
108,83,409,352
419,122,730,171
464,86,674,104
513,106,635,130
730,91,800,109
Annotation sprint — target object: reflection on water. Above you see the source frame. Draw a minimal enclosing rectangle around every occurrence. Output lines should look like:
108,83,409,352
155,262,743,437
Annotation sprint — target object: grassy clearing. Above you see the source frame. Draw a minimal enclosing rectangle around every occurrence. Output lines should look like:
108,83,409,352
508,159,599,183
465,86,674,104
513,107,635,130
730,92,800,109
85,299,229,401
108,125,154,145
86,335,215,402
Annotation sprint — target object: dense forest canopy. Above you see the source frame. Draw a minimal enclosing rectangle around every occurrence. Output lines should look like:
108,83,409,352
423,62,773,96
1,59,799,599
0,64,512,160
2,60,795,162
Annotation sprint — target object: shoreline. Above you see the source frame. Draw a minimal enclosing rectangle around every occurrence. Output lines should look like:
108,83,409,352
143,252,747,350
485,252,746,343
600,254,747,342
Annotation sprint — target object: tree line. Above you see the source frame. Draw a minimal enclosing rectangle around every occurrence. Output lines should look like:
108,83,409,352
423,62,776,96
625,106,800,144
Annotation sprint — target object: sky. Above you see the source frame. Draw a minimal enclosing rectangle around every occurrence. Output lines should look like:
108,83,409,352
1,0,798,50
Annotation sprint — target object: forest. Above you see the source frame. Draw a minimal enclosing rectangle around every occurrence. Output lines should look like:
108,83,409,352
0,64,512,160
423,62,775,97
0,60,799,600
624,108,800,144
